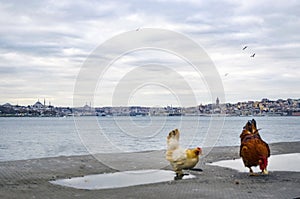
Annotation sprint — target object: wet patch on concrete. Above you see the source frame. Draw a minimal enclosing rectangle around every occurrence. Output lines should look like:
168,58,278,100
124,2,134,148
208,153,300,172
50,169,195,190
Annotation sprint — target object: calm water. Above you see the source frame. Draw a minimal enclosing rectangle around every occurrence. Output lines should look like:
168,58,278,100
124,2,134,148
0,116,299,162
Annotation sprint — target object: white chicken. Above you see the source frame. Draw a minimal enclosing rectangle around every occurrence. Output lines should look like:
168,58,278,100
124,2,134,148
166,129,202,180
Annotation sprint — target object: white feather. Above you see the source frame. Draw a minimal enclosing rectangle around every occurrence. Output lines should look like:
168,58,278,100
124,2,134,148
172,147,187,161
167,137,179,151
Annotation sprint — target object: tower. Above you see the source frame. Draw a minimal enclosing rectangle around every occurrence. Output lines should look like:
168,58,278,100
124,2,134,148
216,97,220,107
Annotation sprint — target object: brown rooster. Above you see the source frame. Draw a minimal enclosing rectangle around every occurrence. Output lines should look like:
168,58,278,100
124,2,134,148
166,129,202,180
240,119,270,175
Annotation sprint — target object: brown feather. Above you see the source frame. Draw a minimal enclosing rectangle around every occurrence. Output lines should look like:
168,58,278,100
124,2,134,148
239,119,270,174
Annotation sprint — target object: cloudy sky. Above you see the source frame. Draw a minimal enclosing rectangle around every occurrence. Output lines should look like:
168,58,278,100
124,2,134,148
0,0,299,107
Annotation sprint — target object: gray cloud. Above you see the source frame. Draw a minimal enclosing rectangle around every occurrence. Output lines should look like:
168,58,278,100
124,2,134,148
0,0,299,106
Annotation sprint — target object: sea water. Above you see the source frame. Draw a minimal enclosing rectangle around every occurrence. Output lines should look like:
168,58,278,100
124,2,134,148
0,116,299,162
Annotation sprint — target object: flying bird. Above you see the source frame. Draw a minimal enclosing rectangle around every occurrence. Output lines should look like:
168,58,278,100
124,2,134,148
242,46,248,50
136,27,140,31
225,73,229,77
250,53,255,57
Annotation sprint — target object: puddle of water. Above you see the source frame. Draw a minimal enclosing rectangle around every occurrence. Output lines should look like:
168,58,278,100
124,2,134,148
208,153,300,172
50,169,195,190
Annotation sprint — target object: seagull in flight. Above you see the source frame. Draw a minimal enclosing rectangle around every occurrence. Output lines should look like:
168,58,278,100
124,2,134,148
242,46,248,50
136,27,140,31
250,53,255,57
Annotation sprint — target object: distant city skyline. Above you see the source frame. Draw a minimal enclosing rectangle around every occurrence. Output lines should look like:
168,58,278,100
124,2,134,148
1,97,299,108
0,1,299,106
1,97,299,117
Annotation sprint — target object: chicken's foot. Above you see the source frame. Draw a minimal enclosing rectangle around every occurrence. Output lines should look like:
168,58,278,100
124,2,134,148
174,173,184,180
261,169,269,175
249,168,259,176
174,172,189,180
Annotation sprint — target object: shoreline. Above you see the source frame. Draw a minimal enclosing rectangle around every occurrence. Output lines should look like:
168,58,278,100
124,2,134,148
1,141,299,164
0,142,299,198
1,114,300,118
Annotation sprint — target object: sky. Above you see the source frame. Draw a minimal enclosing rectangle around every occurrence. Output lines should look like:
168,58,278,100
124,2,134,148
0,0,299,107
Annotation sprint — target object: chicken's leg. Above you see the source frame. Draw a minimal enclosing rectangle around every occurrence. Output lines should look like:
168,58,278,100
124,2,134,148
262,169,268,175
174,169,184,180
249,167,258,176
